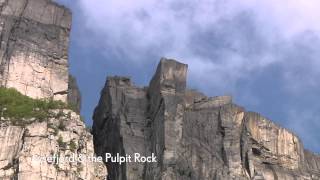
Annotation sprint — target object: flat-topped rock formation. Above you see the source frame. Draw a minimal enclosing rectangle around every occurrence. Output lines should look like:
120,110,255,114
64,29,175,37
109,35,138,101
0,0,72,102
93,58,320,180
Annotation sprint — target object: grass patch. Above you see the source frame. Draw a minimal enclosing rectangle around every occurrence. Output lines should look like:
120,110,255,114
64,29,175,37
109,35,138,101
57,136,67,149
69,140,77,152
0,87,71,124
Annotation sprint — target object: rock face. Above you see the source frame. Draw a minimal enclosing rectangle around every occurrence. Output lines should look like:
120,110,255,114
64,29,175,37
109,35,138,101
68,75,82,113
93,58,320,180
0,0,107,179
0,0,71,102
0,110,107,180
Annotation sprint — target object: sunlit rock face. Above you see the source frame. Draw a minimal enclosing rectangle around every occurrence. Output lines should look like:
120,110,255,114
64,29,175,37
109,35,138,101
0,0,71,102
0,0,107,179
0,110,107,180
93,58,320,180
245,112,304,170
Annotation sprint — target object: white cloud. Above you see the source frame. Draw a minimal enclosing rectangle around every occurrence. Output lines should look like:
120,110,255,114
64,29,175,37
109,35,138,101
233,0,320,37
75,1,247,91
76,0,320,93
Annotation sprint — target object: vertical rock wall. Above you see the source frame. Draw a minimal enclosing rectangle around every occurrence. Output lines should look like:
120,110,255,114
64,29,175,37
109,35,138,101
93,77,149,180
145,59,188,179
0,1,107,179
68,75,81,113
0,0,71,102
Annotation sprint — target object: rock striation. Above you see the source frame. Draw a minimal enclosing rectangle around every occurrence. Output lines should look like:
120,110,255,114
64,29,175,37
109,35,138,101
93,58,320,180
0,109,107,180
0,0,71,102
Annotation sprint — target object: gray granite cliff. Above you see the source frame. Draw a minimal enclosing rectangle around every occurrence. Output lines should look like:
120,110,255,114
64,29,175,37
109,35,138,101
0,0,106,179
0,0,71,102
93,58,320,180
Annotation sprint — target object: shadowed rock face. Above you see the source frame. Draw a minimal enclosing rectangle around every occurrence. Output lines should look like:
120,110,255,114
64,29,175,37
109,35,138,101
93,58,320,180
0,0,71,102
68,74,82,113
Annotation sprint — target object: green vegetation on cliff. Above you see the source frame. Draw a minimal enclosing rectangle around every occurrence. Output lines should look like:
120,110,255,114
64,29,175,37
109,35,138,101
0,87,73,125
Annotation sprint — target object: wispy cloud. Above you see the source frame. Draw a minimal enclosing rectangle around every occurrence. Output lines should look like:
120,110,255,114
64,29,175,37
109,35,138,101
76,0,320,92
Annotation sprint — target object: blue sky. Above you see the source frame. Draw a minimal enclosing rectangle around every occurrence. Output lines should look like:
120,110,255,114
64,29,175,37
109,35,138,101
55,0,320,153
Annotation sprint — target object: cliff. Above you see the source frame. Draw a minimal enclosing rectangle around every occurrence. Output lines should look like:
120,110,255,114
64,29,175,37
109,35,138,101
0,0,106,179
0,0,71,102
93,58,320,180
68,74,81,113
0,107,106,179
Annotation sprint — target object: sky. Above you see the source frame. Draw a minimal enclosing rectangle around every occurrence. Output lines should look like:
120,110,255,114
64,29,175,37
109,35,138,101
55,0,320,153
